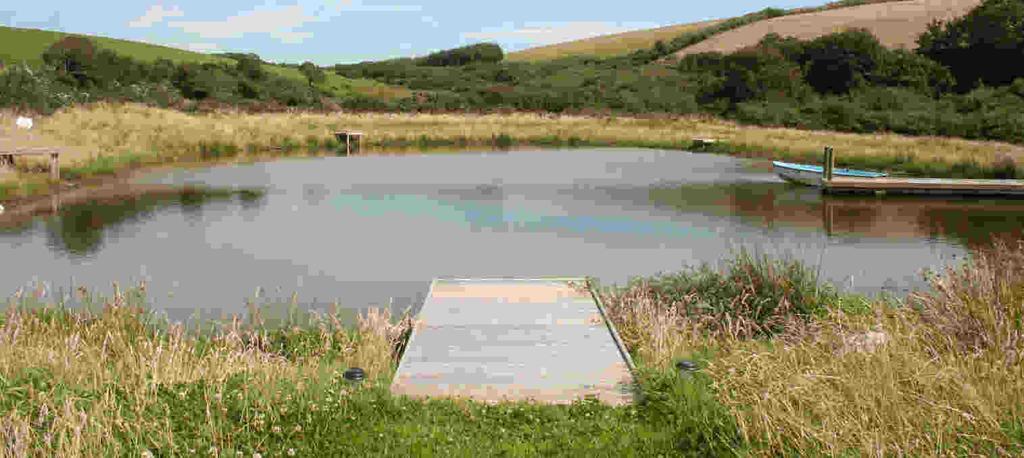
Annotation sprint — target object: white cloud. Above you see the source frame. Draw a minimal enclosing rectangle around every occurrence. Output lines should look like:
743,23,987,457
128,4,185,29
165,41,220,53
330,0,422,13
421,15,439,28
463,21,661,47
168,5,316,43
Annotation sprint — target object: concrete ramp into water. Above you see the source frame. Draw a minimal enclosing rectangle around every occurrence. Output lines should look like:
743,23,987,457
391,278,635,405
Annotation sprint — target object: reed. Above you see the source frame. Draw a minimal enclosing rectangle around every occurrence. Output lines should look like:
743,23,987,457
600,245,1024,456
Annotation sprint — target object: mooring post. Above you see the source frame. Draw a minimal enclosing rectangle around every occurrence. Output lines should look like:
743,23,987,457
823,146,834,182
50,152,59,181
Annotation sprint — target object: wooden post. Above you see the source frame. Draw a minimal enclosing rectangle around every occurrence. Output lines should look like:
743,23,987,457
50,152,59,181
823,146,834,182
345,133,351,155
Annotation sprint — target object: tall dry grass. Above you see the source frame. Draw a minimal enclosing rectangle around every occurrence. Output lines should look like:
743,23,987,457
0,283,412,456
601,244,1024,456
913,239,1024,365
2,102,1023,179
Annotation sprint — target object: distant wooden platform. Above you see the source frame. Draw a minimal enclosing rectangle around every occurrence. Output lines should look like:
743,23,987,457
0,147,62,180
334,131,363,155
391,278,635,405
824,176,1024,196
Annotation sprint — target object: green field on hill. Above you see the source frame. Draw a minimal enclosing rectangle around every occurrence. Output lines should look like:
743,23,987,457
0,26,402,100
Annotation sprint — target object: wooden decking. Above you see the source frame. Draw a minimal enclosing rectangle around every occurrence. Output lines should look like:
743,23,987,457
391,278,635,405
823,176,1024,196
0,146,63,181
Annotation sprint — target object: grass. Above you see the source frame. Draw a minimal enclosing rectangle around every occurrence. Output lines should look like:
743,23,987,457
3,102,1024,203
2,243,1023,455
506,20,723,62
0,26,402,101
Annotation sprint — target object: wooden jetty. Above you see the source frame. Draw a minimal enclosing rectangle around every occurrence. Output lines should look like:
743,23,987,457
823,176,1024,196
691,137,719,149
334,131,363,155
819,146,1024,196
391,278,635,405
0,147,61,181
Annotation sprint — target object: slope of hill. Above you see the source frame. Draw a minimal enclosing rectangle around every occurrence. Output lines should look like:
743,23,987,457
504,0,910,62
0,26,232,67
505,20,723,62
0,26,407,100
670,0,984,59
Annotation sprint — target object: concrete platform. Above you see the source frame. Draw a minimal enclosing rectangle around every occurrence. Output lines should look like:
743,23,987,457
390,278,635,405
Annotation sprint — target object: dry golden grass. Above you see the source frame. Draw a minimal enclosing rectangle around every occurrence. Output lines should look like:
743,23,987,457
703,305,1023,456
672,0,984,59
0,283,412,456
506,20,722,62
599,241,1024,456
2,102,1023,180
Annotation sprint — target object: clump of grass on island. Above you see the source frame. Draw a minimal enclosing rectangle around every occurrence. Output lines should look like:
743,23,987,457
2,102,1024,201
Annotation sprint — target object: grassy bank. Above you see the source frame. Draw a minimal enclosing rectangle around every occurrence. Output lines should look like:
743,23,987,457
3,242,1023,456
3,102,1024,202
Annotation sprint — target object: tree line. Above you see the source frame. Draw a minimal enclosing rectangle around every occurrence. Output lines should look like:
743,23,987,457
2,0,1024,146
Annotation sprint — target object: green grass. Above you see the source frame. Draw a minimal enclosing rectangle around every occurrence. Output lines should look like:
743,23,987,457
0,26,399,100
0,287,748,457
0,26,233,67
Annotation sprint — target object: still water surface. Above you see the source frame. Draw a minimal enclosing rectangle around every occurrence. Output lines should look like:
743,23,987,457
4,148,1023,322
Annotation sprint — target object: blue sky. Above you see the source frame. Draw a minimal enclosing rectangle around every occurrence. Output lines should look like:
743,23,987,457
2,0,832,65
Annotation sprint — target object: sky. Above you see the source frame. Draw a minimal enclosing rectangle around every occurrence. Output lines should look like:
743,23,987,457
1,0,833,65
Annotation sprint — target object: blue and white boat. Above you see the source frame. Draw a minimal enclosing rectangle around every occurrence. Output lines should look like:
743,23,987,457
772,161,887,187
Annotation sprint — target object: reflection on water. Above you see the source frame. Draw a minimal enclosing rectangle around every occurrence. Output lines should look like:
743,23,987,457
2,187,265,257
0,148,1015,323
650,183,1024,246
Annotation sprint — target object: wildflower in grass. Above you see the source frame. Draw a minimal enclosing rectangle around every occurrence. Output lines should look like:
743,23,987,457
142,451,154,458
272,425,281,434
293,425,302,433
253,454,262,458
287,449,296,456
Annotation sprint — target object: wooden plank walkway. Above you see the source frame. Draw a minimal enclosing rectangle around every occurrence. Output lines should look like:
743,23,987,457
824,176,1024,196
391,278,635,405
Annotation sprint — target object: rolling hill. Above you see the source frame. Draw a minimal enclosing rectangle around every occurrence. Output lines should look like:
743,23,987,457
669,0,984,59
505,20,724,62
0,26,407,100
504,0,943,62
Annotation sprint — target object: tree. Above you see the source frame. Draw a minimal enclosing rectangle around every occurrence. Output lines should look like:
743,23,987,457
234,54,265,81
798,29,884,95
916,0,1024,92
299,61,325,87
41,36,97,87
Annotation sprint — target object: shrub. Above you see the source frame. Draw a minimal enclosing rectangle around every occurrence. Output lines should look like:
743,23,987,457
916,0,1024,92
420,43,504,67
798,29,885,95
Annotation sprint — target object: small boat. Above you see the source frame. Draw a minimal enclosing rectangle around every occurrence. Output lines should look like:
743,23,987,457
772,161,886,187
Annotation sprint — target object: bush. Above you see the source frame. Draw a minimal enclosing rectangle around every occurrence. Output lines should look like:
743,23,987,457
798,29,885,95
420,43,504,67
916,0,1024,92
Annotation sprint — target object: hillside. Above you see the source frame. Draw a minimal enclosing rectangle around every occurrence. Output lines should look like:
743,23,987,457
670,0,984,59
505,20,723,62
0,26,406,100
504,0,910,62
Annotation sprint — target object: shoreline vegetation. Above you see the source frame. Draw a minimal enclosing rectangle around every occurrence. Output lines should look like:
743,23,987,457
2,243,1022,455
2,103,1023,205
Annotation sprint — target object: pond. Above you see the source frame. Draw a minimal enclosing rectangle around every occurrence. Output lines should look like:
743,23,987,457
3,148,1022,323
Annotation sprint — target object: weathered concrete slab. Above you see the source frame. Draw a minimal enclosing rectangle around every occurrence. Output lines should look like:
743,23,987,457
391,278,635,405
